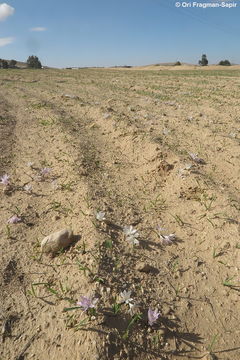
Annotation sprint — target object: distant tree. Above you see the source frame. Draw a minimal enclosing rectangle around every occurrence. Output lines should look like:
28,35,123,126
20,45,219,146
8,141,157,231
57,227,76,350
27,55,42,69
198,54,208,66
218,59,231,66
9,59,17,68
0,59,9,69
2,60,9,68
174,61,181,66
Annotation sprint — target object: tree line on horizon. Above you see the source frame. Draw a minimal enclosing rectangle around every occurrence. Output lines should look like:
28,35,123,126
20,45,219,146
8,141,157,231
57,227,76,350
0,56,42,69
0,54,234,69
175,54,232,67
198,54,231,66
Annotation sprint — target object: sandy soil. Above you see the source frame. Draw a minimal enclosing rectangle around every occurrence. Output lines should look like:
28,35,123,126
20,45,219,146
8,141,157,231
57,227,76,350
0,68,239,360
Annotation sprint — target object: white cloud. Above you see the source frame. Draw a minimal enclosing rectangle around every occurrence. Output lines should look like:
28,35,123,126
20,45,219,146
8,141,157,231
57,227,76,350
0,3,15,21
30,27,47,32
0,37,14,46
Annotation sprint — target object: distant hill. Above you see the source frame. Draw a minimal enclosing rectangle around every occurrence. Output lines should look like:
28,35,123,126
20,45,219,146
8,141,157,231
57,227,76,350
13,60,28,68
0,59,27,68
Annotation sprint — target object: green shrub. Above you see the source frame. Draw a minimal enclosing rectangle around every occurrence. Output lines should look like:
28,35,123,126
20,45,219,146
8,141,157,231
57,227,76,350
218,60,231,66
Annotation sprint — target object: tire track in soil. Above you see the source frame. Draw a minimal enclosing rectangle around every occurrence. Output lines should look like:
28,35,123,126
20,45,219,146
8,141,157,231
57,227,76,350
57,107,201,360
0,85,103,360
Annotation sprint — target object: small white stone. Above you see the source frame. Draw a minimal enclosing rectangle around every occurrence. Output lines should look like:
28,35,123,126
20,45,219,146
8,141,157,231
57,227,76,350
41,228,74,254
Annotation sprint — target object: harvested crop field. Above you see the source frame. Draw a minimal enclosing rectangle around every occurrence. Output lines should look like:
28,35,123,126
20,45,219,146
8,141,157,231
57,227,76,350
0,68,239,360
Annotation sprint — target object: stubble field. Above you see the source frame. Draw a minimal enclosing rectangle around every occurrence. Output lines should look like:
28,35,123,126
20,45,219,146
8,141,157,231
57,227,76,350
0,67,239,360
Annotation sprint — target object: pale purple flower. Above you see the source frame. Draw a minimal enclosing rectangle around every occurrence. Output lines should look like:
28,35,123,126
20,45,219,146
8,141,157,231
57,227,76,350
120,290,133,305
76,296,98,311
189,152,205,164
1,174,10,186
96,211,106,221
7,215,22,224
156,224,166,232
23,184,32,193
148,308,160,326
40,167,52,176
160,234,176,245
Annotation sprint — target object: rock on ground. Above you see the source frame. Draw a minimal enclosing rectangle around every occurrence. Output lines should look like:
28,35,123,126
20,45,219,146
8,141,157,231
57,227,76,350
41,228,74,254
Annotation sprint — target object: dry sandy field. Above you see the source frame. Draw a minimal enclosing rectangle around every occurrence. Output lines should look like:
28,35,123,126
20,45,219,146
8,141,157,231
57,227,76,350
0,67,239,360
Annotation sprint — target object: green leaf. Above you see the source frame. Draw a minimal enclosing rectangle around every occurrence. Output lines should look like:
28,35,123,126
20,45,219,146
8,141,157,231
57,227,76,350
63,306,81,312
103,239,113,249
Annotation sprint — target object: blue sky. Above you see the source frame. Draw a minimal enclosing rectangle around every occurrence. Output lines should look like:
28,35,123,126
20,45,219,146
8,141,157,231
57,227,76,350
0,0,240,67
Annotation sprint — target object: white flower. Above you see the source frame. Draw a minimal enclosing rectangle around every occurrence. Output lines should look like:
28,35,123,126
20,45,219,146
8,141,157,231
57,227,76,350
126,236,139,245
123,225,139,246
162,128,170,136
178,168,185,178
128,302,139,316
178,164,192,178
96,211,106,221
27,162,34,168
160,234,176,245
120,290,133,304
184,163,193,170
103,113,111,119
23,184,32,193
0,174,10,185
123,225,139,238
51,180,59,189
189,152,205,164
